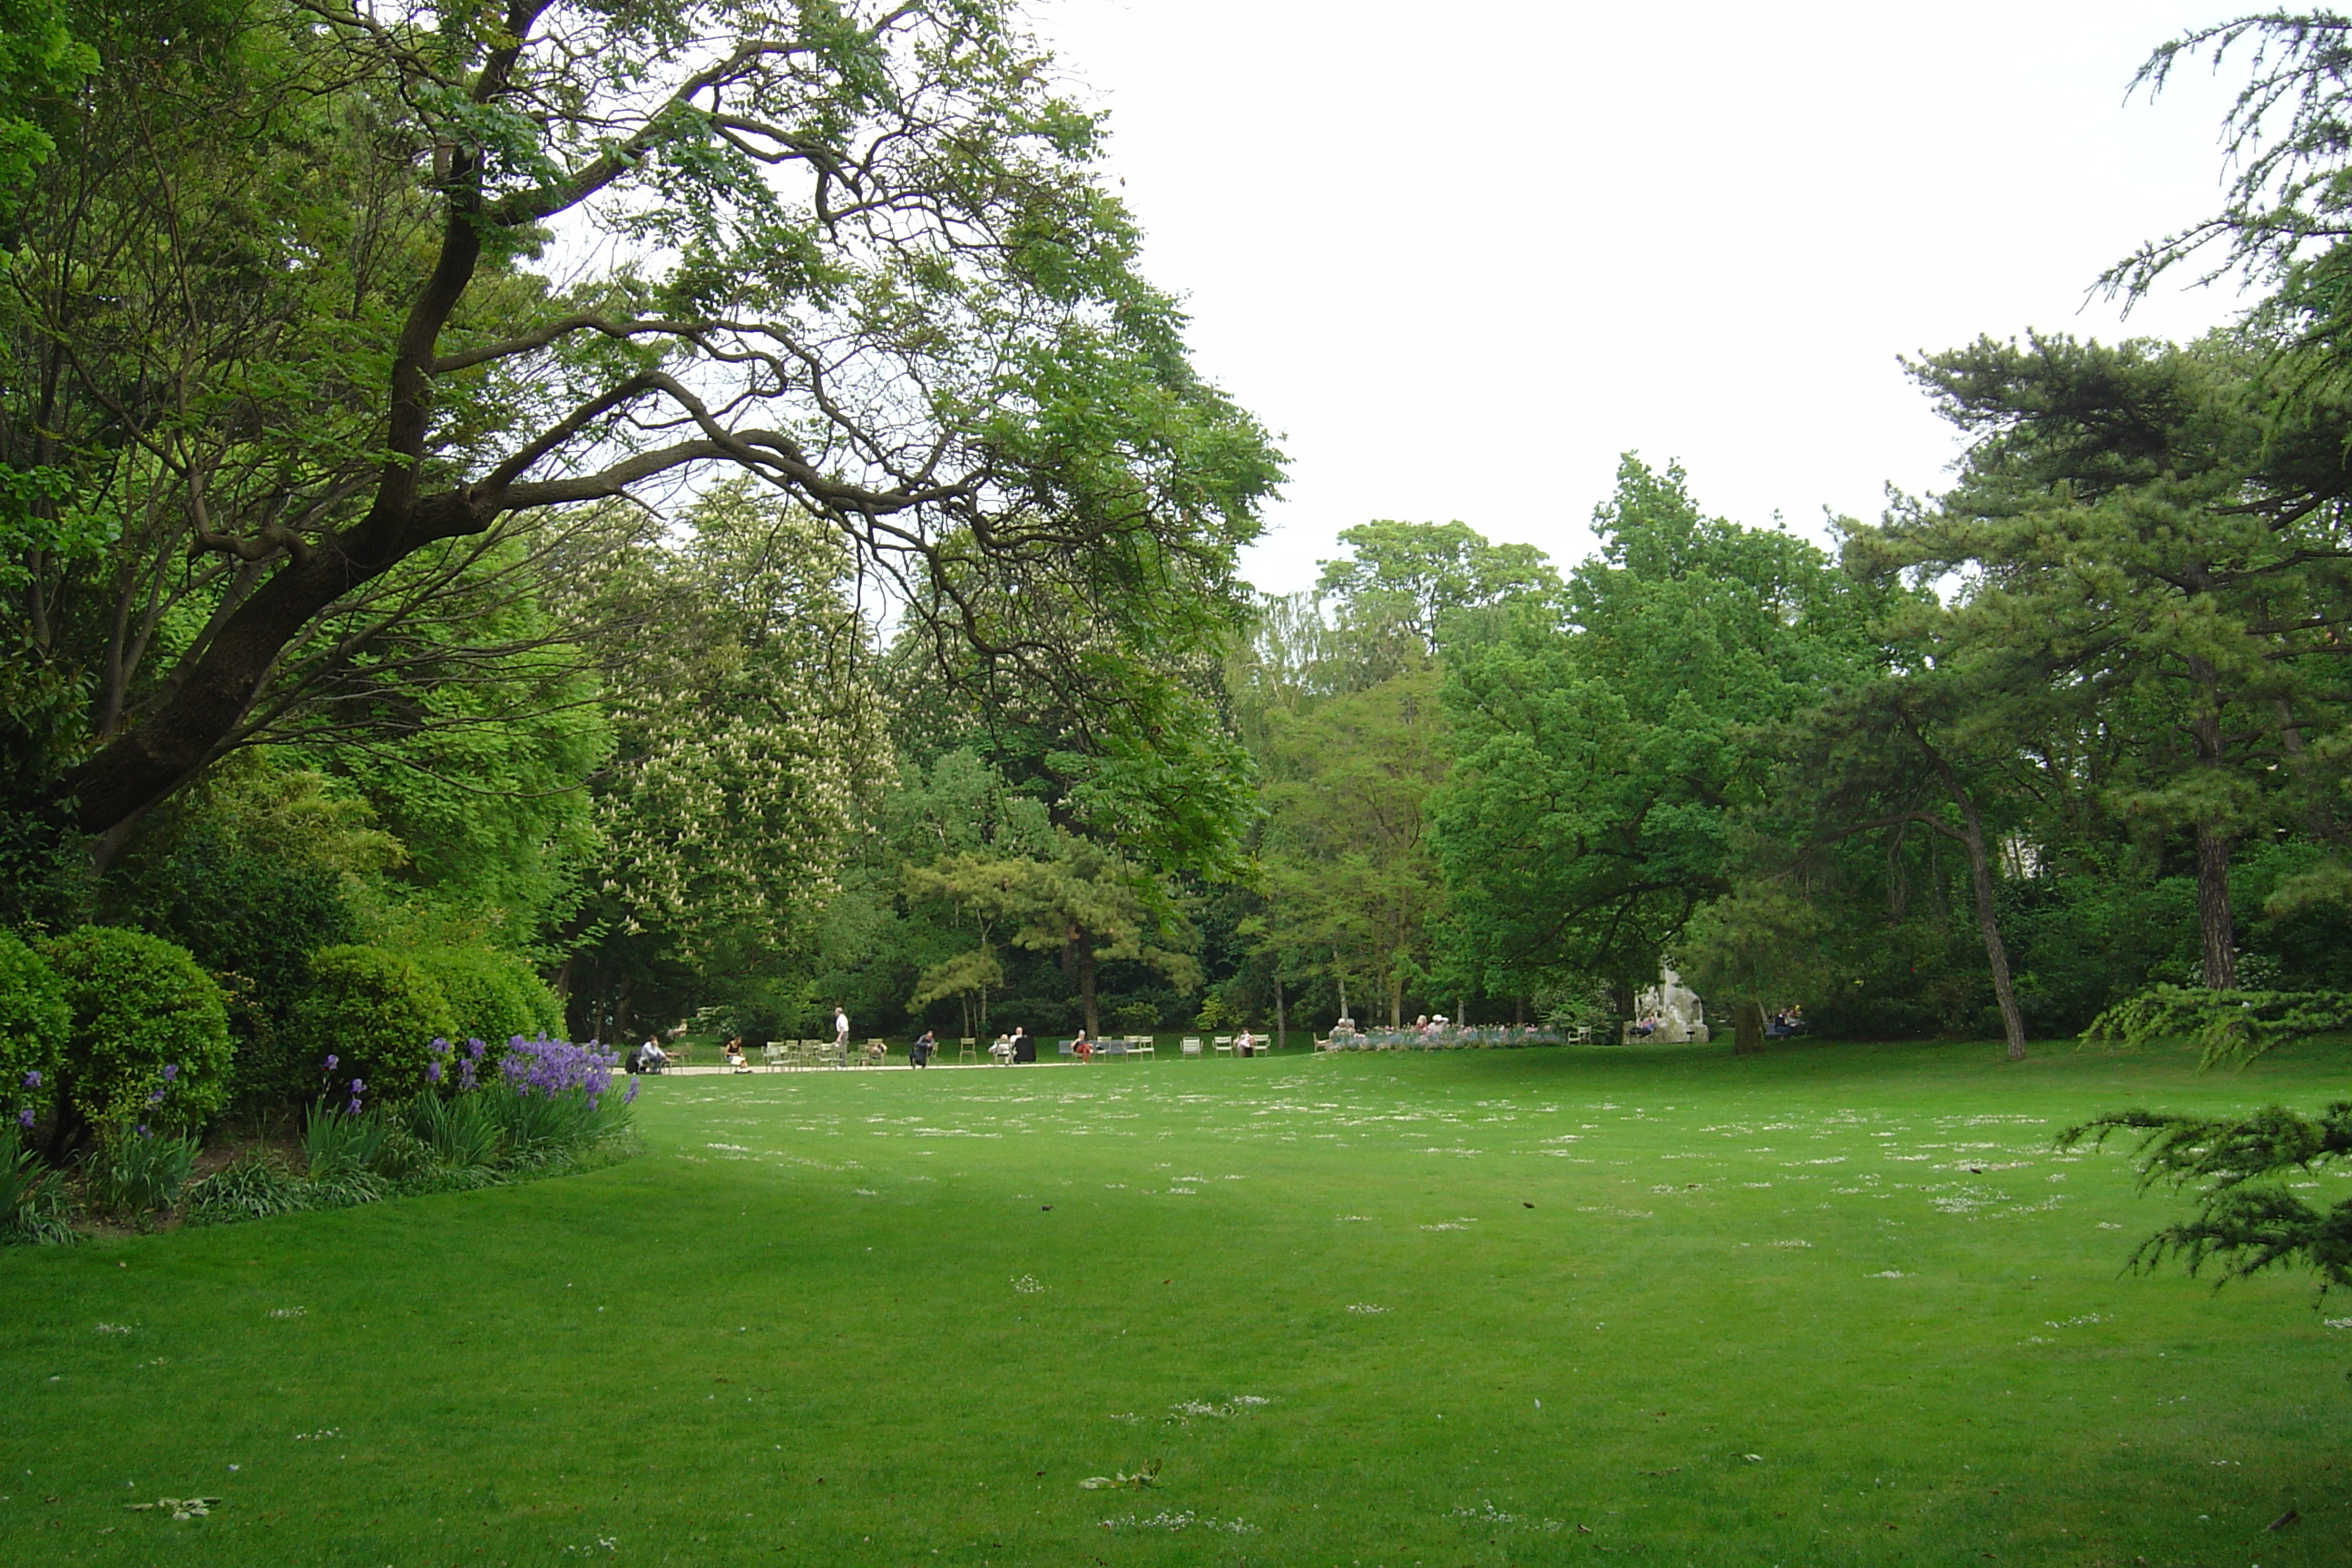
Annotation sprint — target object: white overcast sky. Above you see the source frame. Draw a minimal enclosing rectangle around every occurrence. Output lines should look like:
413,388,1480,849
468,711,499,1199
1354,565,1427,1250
1033,0,2261,595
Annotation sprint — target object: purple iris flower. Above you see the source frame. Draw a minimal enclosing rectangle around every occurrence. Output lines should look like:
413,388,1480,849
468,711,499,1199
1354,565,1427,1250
324,1054,338,1072
147,1088,164,1105
161,1063,179,1082
15,1108,31,1130
21,1070,38,1090
425,1062,442,1083
135,1123,152,1140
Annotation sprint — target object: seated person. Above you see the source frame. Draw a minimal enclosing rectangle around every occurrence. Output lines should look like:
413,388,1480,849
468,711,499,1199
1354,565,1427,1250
862,1037,887,1064
1072,1032,1093,1061
989,1035,1015,1064
1630,1014,1658,1038
638,1038,669,1072
1234,1027,1256,1056
723,1037,750,1072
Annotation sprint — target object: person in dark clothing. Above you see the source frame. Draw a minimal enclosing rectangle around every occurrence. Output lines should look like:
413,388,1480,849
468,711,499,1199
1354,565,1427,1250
910,1029,936,1068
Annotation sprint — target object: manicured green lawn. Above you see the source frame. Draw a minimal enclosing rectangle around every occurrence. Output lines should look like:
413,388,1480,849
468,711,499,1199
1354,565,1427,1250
5,1038,2349,1566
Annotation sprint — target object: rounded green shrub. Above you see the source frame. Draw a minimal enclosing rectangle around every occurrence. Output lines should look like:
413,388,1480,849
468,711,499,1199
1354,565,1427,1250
0,929,68,1127
285,946,456,1107
410,946,562,1049
41,926,232,1131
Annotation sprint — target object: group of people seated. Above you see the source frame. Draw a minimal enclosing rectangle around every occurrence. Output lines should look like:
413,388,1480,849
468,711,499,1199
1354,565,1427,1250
1765,1005,1808,1038
1627,1012,1663,1038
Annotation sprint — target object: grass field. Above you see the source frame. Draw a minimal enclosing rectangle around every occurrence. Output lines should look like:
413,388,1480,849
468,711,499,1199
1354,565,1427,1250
4,1037,2349,1567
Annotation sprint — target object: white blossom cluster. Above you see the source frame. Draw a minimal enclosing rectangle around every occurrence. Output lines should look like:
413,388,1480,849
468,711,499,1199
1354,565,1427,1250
594,481,893,962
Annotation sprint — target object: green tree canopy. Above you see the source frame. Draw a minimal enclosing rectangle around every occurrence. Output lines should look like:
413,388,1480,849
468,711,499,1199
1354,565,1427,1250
4,0,1279,863
1433,456,1868,1001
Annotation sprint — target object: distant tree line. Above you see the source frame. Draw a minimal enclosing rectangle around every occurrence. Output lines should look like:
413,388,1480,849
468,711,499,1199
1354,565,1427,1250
10,4,2352,1077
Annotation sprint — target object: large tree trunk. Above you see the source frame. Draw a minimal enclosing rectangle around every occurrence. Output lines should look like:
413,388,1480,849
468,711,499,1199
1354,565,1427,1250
2185,670,2238,991
1274,977,1287,1049
1733,1000,1767,1055
2194,820,2238,991
1387,967,1402,1028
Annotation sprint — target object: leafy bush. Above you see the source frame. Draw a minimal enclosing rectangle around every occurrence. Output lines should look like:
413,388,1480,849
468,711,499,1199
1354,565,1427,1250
41,926,232,1132
110,828,360,1009
87,1122,200,1220
0,928,67,1130
410,947,561,1050
284,946,456,1107
0,1123,72,1245
184,1152,312,1225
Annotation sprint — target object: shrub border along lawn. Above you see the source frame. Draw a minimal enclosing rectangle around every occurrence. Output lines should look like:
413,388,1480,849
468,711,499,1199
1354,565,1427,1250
2,1035,642,1241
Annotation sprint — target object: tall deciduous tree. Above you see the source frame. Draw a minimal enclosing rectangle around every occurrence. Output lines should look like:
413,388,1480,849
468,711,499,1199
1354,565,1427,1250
1250,665,1450,1027
5,0,1278,859
1313,519,1560,680
1433,457,1867,1007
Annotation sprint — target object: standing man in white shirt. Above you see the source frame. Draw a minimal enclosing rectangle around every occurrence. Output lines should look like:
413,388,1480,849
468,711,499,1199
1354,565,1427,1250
833,1005,849,1056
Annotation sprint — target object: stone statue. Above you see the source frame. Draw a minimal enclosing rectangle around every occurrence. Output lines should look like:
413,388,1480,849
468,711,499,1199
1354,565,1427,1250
1630,966,1709,1044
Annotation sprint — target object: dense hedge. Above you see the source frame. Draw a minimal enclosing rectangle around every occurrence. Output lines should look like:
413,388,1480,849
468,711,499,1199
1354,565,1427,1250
285,946,456,1106
411,947,562,1049
0,930,67,1127
113,830,358,1012
41,926,232,1132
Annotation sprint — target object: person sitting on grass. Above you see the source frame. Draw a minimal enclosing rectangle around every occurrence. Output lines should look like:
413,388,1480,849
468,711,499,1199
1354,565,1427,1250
724,1037,750,1072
